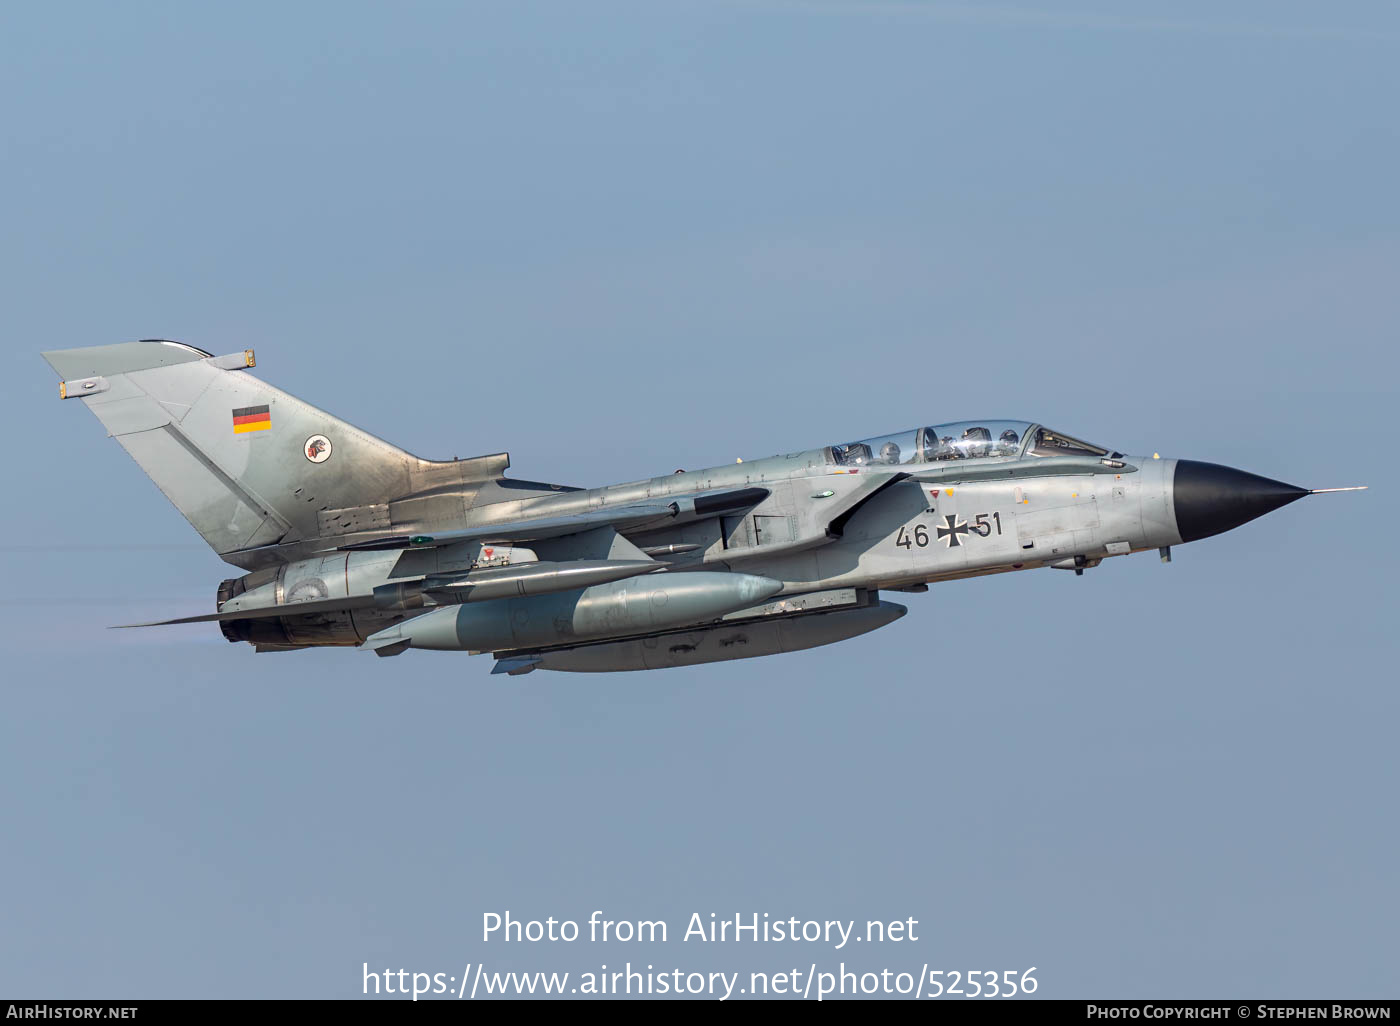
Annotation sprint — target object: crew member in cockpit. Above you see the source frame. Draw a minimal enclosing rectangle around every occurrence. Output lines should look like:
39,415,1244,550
961,426,992,458
999,428,1020,455
914,427,945,462
878,441,902,465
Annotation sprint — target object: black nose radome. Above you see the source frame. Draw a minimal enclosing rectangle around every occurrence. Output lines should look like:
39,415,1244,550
1173,460,1309,543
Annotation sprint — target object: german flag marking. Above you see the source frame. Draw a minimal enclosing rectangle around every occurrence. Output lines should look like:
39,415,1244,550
232,404,271,434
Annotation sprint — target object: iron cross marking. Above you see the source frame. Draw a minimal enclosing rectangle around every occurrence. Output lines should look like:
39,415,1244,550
937,514,970,547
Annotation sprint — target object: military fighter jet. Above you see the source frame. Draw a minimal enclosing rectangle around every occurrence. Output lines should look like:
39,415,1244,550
45,340,1365,674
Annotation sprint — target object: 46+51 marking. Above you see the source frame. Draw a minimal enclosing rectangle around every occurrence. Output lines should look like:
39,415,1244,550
896,511,1002,549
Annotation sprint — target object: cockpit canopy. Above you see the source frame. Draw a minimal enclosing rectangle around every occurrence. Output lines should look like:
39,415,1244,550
829,421,1115,466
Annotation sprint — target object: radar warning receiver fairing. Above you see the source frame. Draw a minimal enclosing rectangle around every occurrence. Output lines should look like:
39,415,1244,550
44,341,1366,674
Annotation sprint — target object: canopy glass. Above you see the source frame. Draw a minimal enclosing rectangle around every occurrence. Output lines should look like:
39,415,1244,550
828,422,1113,466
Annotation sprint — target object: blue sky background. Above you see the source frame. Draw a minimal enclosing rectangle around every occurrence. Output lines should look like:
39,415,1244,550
1,0,1394,999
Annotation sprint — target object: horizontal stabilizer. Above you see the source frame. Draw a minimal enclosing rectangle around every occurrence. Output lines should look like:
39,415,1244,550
118,557,665,627
115,594,377,628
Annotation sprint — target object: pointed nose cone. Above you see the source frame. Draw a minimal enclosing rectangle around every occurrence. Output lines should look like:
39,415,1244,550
1173,460,1309,543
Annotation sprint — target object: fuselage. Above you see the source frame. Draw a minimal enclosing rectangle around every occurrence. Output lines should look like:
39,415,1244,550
215,420,1309,667
443,423,1181,593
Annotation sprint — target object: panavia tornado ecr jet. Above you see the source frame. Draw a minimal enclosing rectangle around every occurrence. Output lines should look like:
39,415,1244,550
45,340,1365,674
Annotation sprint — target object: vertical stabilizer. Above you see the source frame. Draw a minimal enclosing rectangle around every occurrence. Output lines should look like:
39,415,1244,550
43,340,498,564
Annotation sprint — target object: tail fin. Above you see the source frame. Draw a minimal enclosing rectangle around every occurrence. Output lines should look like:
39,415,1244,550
44,340,504,565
